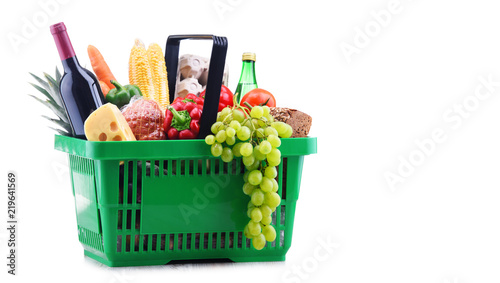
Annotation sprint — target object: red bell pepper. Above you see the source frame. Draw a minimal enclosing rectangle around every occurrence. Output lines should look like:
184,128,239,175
172,93,204,106
163,93,203,139
200,85,234,112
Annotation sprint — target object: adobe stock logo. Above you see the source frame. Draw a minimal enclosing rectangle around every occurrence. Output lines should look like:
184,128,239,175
7,0,70,54
340,0,415,63
281,235,340,283
178,174,230,225
384,74,500,191
212,0,243,21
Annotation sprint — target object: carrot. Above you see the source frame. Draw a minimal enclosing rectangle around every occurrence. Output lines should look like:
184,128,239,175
99,80,110,97
87,45,116,90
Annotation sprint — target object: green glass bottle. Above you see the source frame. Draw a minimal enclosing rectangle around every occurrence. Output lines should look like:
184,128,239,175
235,52,258,102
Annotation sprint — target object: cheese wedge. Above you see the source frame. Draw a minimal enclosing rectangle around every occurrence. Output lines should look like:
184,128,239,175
84,103,136,142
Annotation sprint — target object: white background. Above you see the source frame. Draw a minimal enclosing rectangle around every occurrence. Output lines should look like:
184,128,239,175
2,0,500,282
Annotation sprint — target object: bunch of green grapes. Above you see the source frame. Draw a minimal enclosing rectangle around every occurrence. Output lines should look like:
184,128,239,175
205,102,293,250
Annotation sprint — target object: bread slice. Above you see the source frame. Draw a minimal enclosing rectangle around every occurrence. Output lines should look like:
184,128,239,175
269,107,312,137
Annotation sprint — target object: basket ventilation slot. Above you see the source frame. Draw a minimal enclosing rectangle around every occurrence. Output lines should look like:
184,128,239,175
114,157,287,254
115,229,286,254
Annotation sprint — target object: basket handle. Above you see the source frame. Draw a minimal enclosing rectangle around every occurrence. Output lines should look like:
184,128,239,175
165,34,228,139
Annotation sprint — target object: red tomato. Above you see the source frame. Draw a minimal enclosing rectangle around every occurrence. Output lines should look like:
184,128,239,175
240,88,276,109
200,85,234,112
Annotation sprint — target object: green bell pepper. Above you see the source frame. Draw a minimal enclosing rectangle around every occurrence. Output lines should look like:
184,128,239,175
105,80,142,108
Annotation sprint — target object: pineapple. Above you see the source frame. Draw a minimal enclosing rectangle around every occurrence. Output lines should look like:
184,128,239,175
28,67,72,136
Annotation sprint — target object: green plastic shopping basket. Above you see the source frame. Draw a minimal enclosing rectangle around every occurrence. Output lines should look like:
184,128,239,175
53,35,317,267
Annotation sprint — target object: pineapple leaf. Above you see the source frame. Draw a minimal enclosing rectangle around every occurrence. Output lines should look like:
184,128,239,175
42,115,72,134
29,83,55,103
49,126,71,136
29,73,51,92
44,72,59,88
28,67,72,137
28,94,69,124
43,72,63,106
55,67,62,83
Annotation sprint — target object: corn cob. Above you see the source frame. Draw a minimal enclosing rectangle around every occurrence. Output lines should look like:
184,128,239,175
129,39,155,101
147,43,169,110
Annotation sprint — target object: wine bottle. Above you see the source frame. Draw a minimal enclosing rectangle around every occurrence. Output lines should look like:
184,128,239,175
50,22,105,139
234,52,258,102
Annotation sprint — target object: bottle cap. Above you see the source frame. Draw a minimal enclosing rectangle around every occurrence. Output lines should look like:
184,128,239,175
50,22,66,34
242,52,256,61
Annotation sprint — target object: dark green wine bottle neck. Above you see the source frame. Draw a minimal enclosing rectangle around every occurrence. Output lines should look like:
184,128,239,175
62,56,81,73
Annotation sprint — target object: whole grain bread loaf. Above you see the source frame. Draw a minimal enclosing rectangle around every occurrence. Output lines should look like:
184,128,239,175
269,107,312,137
